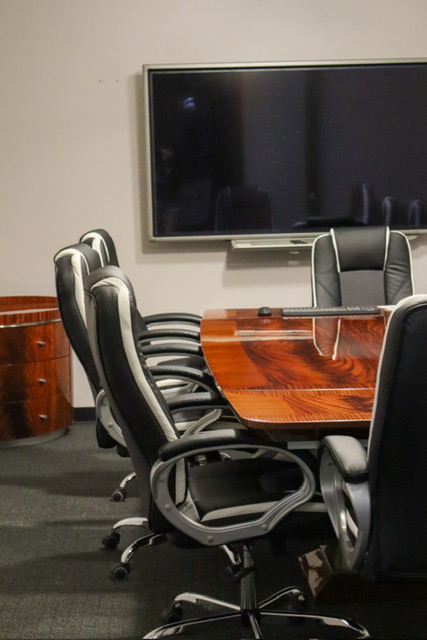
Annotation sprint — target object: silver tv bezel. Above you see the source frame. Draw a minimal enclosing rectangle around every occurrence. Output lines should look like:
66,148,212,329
143,59,427,249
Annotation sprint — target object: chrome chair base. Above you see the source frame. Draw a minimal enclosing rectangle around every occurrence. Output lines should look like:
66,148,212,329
102,516,148,550
111,470,137,501
145,591,370,639
112,532,167,581
143,545,370,639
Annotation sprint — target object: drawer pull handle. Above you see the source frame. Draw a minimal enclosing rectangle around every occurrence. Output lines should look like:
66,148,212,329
39,414,48,421
37,378,47,385
37,341,47,347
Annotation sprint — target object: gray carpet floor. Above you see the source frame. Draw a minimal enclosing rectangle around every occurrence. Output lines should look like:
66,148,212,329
0,423,426,640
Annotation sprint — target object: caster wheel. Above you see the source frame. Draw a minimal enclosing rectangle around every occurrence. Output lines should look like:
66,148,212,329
293,593,307,611
287,592,307,626
102,532,120,549
111,488,126,502
112,563,130,580
162,602,183,624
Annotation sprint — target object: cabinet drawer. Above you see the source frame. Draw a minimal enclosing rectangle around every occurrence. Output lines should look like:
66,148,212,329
0,321,69,364
0,356,71,402
0,394,73,441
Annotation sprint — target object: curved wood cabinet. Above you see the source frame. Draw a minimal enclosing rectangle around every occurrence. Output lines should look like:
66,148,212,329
0,296,72,445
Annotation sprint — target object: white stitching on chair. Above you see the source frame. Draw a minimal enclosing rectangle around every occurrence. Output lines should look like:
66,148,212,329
330,228,341,273
393,230,414,295
383,226,390,270
311,233,329,306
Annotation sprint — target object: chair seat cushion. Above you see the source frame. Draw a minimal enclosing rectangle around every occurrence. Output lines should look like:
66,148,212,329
188,457,306,521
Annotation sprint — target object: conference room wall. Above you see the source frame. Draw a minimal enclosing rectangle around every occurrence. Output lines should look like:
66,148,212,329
2,0,427,408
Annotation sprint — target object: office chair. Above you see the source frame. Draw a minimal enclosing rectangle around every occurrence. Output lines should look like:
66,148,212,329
84,265,368,639
311,226,413,307
54,241,208,411
54,243,229,574
54,243,203,447
320,294,427,583
54,243,122,450
54,243,142,508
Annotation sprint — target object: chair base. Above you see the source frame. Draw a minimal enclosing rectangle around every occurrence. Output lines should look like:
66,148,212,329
110,470,137,501
144,545,369,639
112,532,167,580
102,516,148,551
144,587,370,639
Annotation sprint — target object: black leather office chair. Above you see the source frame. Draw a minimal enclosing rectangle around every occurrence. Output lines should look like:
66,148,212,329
84,265,368,639
55,243,203,449
320,294,427,583
54,243,122,450
54,242,146,510
54,242,230,576
54,241,206,430
311,226,413,307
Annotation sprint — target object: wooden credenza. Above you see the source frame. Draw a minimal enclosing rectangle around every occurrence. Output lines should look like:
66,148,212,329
0,296,73,446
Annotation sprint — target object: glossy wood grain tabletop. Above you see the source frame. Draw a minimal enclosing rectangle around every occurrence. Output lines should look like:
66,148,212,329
200,308,387,439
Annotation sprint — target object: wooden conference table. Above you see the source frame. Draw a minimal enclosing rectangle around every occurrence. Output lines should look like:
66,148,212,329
200,307,388,442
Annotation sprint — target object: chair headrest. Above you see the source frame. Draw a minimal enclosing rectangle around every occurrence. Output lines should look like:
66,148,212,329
84,264,136,302
79,228,120,267
331,226,389,272
54,242,102,273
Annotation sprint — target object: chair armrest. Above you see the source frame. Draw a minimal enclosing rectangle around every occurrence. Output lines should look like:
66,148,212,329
150,365,216,392
167,392,236,435
167,392,235,435
158,428,259,460
167,391,226,412
151,431,315,547
137,327,201,344
320,435,370,571
321,435,368,482
140,343,204,359
95,389,125,447
143,312,201,327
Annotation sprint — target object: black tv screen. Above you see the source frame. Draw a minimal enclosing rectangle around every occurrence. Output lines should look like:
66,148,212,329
143,60,427,245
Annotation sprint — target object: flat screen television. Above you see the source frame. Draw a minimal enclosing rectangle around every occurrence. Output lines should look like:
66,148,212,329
143,60,427,248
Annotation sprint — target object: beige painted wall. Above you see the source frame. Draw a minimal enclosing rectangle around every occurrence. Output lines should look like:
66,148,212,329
2,0,427,407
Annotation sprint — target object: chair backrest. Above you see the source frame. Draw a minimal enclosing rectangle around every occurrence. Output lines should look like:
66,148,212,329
79,228,120,267
84,265,179,527
54,243,103,398
54,242,126,448
311,226,413,307
363,295,427,581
